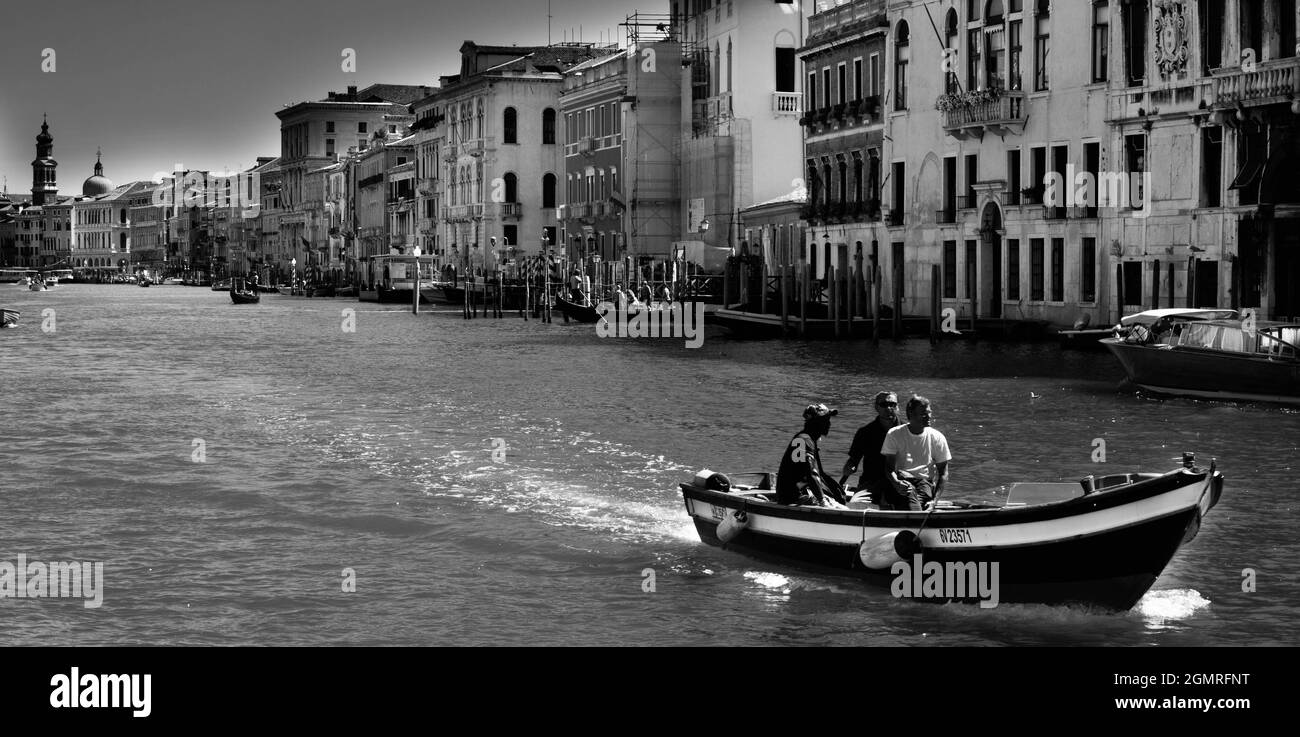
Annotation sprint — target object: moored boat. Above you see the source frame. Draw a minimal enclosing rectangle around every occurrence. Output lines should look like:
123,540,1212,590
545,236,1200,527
680,456,1223,610
1059,308,1238,350
211,278,232,292
1,308,19,327
1101,313,1300,404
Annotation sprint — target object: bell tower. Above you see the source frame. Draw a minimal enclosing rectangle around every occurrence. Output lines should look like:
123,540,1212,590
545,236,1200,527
31,114,59,206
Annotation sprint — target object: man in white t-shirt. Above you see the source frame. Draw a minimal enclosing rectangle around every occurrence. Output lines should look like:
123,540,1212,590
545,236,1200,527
880,395,951,511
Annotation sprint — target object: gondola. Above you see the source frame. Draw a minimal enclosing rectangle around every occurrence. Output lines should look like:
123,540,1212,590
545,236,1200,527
230,277,260,304
554,293,602,323
680,455,1223,610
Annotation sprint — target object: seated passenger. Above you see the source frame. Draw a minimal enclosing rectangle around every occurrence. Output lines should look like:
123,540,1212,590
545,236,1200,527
776,403,847,507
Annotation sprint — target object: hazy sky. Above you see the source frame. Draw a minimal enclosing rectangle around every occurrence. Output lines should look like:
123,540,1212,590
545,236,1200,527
0,0,657,194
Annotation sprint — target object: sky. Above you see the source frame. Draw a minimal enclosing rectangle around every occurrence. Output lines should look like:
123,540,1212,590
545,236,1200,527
0,0,658,195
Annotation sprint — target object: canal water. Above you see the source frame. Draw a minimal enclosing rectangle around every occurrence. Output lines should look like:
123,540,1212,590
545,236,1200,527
1,284,1295,646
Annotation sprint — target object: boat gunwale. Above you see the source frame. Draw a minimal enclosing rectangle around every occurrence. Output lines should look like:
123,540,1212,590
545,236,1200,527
680,467,1214,528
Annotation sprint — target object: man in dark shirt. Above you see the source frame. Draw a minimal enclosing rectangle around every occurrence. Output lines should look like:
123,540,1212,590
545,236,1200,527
841,391,903,508
776,403,845,506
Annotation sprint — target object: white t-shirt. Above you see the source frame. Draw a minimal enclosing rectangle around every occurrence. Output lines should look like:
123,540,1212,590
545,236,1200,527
880,425,952,482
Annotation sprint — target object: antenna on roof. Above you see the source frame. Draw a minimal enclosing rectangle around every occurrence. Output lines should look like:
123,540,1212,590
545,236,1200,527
548,0,552,45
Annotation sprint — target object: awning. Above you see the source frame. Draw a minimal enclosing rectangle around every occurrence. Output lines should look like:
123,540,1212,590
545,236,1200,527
1229,151,1264,191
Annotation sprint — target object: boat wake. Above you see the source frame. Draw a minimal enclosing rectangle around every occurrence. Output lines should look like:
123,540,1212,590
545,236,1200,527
1135,588,1212,625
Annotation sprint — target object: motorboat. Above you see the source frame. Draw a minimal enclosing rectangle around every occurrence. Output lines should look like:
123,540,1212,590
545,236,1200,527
680,455,1222,610
1059,308,1238,350
1101,313,1300,404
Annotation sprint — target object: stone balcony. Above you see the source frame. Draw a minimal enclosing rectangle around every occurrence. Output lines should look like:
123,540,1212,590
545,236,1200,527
442,204,484,222
1211,59,1299,109
807,0,887,43
942,91,1027,140
772,92,801,116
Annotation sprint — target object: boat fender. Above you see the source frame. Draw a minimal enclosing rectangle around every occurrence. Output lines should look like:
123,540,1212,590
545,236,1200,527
858,532,902,569
716,509,749,543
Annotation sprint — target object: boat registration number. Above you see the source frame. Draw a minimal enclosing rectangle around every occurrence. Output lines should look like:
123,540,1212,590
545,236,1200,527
710,504,727,521
938,528,973,544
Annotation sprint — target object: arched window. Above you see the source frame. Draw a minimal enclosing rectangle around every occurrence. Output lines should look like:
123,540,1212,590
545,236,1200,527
838,157,848,204
542,108,556,144
894,21,910,110
503,107,518,144
986,0,1004,23
504,173,518,203
945,9,960,94
726,38,733,93
542,173,556,208
807,161,820,209
713,42,721,96
822,159,833,209
475,100,483,139
968,0,980,21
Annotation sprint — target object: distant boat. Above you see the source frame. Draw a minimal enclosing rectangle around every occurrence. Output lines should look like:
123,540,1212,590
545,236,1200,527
211,278,232,292
28,281,47,292
554,293,602,323
230,277,260,304
1,308,19,328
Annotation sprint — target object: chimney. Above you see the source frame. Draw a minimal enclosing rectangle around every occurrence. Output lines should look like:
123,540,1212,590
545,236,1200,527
347,85,358,99
328,91,337,101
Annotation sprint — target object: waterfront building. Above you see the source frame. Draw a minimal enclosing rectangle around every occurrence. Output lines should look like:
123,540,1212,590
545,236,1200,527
275,84,431,273
413,41,616,276
878,0,1300,327
558,26,683,285
251,157,284,283
796,0,887,286
352,132,414,270
674,0,812,267
72,180,153,277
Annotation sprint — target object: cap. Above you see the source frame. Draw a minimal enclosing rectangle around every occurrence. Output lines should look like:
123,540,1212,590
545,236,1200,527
803,403,838,420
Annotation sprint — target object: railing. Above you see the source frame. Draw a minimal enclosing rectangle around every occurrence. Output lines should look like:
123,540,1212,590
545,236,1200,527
772,91,801,116
443,204,484,221
936,207,956,224
942,91,1027,131
1213,60,1298,104
498,202,522,218
886,209,904,227
1003,190,1022,206
808,0,887,38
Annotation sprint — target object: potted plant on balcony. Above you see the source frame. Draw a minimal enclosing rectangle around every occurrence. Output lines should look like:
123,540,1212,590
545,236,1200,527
934,87,1003,112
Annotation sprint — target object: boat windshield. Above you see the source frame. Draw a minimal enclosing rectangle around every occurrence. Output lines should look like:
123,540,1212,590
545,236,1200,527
1174,321,1300,358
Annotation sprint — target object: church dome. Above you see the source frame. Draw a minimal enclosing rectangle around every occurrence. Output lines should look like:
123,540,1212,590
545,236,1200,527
82,151,113,196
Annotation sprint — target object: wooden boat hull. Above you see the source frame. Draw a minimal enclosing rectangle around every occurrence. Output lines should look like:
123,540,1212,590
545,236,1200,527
555,294,602,323
230,290,260,304
681,465,1222,610
1102,337,1300,404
